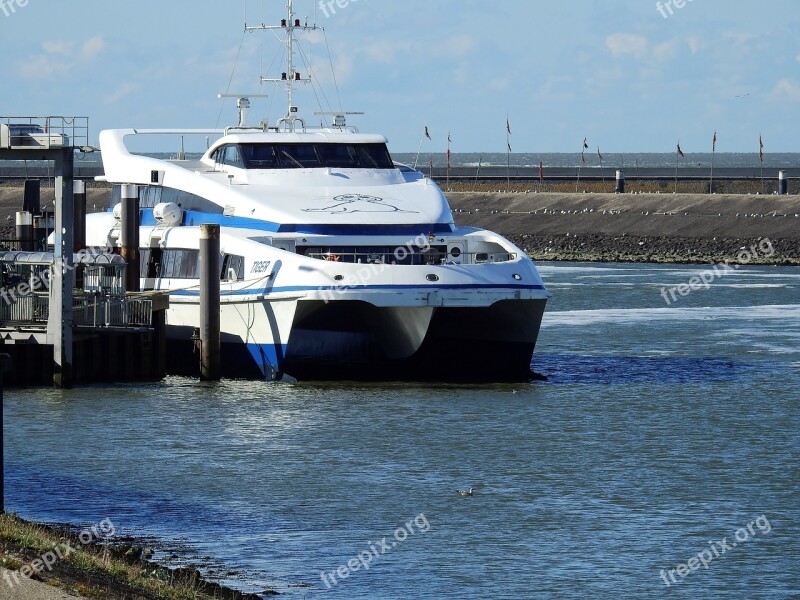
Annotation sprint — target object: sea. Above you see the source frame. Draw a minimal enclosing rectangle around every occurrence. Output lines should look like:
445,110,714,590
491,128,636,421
4,262,799,599
61,151,800,170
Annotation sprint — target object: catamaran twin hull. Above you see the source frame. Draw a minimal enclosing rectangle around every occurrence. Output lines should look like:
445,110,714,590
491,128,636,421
163,280,548,382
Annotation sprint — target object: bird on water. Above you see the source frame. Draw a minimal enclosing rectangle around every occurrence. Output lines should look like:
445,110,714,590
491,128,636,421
457,488,474,497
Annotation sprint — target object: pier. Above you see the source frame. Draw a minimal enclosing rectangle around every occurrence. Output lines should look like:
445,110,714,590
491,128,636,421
0,117,168,387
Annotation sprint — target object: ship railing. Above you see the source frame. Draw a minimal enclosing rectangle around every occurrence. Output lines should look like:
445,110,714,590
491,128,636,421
306,251,517,265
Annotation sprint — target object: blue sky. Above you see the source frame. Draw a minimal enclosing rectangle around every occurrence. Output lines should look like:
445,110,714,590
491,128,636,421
1,0,799,153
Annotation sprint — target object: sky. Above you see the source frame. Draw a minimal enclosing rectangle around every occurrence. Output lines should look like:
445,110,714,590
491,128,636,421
1,0,799,154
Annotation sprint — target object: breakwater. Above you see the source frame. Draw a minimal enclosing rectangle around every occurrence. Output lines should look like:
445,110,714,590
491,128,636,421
446,192,800,263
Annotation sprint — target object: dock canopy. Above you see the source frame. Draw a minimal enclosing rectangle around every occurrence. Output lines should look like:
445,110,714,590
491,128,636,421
0,250,124,266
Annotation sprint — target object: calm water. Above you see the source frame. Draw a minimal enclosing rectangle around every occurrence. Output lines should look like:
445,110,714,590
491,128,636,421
5,262,799,599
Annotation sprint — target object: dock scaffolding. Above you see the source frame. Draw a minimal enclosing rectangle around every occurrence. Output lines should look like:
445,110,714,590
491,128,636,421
0,117,168,387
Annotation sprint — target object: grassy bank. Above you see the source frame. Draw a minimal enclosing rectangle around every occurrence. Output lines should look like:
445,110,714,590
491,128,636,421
0,514,267,599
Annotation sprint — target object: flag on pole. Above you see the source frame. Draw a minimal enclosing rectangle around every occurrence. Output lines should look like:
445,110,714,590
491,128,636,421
424,126,431,140
581,152,586,164
446,148,451,168
506,117,511,135
583,137,589,150
712,131,717,152
507,141,512,153
759,135,764,162
677,143,685,158
448,133,452,143
597,147,603,161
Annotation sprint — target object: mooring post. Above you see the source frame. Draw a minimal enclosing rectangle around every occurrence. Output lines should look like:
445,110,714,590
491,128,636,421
47,148,75,388
121,184,140,292
22,179,40,214
778,170,788,195
73,180,86,252
33,215,47,250
15,211,33,251
0,353,10,514
616,169,625,194
199,224,221,381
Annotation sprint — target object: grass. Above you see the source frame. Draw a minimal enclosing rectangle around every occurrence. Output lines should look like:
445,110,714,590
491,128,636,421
1,513,263,599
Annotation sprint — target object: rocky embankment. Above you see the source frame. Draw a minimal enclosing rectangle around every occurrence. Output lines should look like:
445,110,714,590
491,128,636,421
1,185,799,263
446,192,800,264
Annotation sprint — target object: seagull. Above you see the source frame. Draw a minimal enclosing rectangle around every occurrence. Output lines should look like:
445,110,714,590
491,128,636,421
457,488,474,497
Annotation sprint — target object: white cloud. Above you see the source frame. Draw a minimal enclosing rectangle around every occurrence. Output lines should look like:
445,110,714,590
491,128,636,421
366,40,412,64
687,36,703,55
605,33,648,59
105,82,138,105
772,78,800,101
81,36,106,60
42,41,73,56
18,34,107,79
653,40,679,61
442,35,476,59
17,55,68,79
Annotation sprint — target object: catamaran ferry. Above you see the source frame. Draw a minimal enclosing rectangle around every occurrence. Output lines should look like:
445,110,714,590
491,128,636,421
86,1,550,381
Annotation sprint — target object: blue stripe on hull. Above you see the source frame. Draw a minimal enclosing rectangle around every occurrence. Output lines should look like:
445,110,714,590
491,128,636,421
138,208,454,236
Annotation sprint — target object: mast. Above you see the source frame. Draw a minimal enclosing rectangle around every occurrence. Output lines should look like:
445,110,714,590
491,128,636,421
245,0,318,131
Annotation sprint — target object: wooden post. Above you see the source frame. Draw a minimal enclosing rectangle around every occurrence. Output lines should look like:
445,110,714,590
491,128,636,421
199,224,221,381
73,180,86,252
120,184,140,292
15,211,33,251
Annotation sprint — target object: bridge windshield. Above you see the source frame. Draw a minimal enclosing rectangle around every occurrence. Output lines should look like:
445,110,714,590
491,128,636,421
217,143,394,170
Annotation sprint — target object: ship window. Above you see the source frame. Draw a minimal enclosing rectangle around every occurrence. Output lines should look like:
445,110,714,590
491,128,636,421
159,249,200,279
356,144,393,168
241,144,280,168
236,143,395,170
110,184,121,208
221,254,245,281
316,143,360,168
222,145,246,168
276,144,322,168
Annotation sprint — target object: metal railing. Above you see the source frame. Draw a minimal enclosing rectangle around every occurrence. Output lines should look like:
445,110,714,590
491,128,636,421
0,116,89,149
0,293,49,323
0,293,152,328
72,295,153,328
307,251,517,265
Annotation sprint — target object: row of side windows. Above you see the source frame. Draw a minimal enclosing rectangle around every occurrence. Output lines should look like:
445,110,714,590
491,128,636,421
110,185,224,213
139,249,245,281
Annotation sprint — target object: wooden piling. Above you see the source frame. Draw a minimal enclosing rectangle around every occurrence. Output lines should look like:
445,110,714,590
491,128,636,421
73,180,86,252
199,224,221,381
120,184,140,292
15,211,33,251
779,171,788,195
